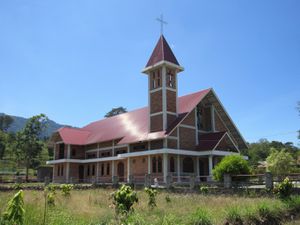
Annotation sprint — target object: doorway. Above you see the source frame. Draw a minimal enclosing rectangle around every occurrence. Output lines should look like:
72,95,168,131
117,162,125,182
78,165,84,183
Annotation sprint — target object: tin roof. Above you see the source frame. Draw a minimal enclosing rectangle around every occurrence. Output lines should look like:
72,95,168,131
56,88,211,145
145,35,180,67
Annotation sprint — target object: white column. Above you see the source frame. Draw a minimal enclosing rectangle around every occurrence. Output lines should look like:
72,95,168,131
148,155,151,174
211,105,215,132
66,163,70,183
177,154,181,182
67,144,71,159
127,158,130,182
163,153,168,183
53,144,56,160
195,109,199,145
208,155,213,179
162,66,167,130
111,161,115,180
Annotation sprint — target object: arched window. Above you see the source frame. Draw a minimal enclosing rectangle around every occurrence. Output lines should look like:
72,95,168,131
170,157,175,173
183,157,194,173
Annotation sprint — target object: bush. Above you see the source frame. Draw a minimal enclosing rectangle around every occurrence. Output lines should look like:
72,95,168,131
225,207,243,225
47,192,55,206
274,177,293,199
199,185,209,194
111,185,138,215
189,208,212,225
61,184,73,196
266,149,294,176
213,155,250,181
165,195,171,203
2,190,25,225
144,187,158,209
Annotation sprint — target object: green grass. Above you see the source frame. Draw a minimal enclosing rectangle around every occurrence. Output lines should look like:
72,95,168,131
0,189,298,225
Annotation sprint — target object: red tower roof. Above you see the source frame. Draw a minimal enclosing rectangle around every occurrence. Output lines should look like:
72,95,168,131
145,35,180,67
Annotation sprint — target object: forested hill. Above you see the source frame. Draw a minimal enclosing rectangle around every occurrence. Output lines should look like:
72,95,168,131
0,113,64,138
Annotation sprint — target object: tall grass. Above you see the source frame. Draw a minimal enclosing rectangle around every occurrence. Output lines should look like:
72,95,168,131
0,189,298,225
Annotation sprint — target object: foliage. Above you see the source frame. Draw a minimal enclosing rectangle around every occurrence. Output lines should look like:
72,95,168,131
104,107,127,118
212,155,250,181
165,195,171,203
257,202,281,224
61,184,73,196
47,192,55,206
15,114,48,181
199,185,209,194
266,149,295,175
111,185,138,215
0,115,14,132
2,190,25,225
273,177,293,199
189,208,212,225
144,187,158,209
45,184,59,194
225,206,243,225
243,139,299,167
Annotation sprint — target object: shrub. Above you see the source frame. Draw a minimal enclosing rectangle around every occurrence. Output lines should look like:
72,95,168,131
165,195,171,203
61,184,73,196
45,184,59,194
47,192,55,206
274,177,293,199
225,207,243,225
266,149,294,176
189,208,212,225
199,185,209,194
111,185,138,215
213,155,250,181
144,187,158,209
2,190,25,225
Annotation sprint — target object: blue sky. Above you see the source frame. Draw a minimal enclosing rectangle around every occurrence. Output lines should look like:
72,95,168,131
0,0,299,145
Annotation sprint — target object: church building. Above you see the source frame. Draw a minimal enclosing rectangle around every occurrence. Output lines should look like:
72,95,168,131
47,35,248,184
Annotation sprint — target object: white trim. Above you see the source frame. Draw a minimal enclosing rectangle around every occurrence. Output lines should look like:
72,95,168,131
208,155,213,176
149,87,162,93
179,124,196,130
148,155,151,174
177,128,180,149
195,109,199,145
67,144,71,159
162,66,167,130
211,104,215,132
47,149,246,165
163,153,168,183
55,141,64,144
66,162,70,183
142,60,184,74
166,87,176,92
212,133,227,151
150,112,163,117
127,158,130,182
224,133,240,153
166,111,177,115
177,154,181,182
167,136,178,140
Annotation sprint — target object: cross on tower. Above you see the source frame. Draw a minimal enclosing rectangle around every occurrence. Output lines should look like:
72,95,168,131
156,14,167,35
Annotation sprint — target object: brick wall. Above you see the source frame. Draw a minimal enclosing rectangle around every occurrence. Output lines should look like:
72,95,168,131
167,139,177,149
182,109,195,126
150,140,164,149
166,90,176,112
167,114,177,127
179,127,196,150
150,90,162,113
150,114,163,132
130,156,148,176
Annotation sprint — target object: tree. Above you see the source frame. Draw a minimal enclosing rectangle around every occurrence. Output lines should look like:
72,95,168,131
105,107,127,118
212,155,250,181
0,115,14,132
15,114,48,181
297,101,300,139
266,148,295,176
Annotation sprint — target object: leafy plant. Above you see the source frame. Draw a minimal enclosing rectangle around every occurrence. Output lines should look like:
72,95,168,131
190,208,212,225
2,190,25,225
225,206,243,225
199,185,209,194
165,195,171,203
274,177,293,199
47,192,55,206
61,184,73,196
267,149,295,175
111,185,138,215
144,187,158,209
213,155,250,181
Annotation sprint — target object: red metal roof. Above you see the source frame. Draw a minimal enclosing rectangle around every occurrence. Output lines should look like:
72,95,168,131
146,35,180,67
56,88,211,145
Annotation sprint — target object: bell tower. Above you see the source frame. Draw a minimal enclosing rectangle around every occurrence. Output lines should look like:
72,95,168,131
142,35,184,132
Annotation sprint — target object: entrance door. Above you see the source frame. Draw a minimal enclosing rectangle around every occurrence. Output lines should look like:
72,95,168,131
78,165,84,183
117,162,125,182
